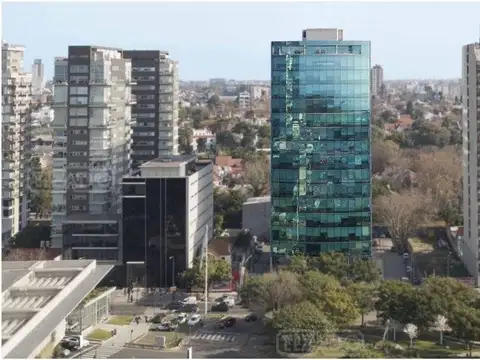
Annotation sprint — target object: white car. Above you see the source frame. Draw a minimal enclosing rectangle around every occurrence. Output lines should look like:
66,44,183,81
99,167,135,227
403,252,410,260
188,314,202,327
177,313,188,324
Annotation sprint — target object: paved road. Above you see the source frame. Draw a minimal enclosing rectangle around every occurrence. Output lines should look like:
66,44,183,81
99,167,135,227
373,238,408,280
109,347,187,359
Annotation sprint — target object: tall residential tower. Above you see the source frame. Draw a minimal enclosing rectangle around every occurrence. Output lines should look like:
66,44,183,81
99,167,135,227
123,50,179,168
2,41,32,242
270,28,372,258
32,58,45,94
370,64,384,97
461,42,480,285
51,46,134,262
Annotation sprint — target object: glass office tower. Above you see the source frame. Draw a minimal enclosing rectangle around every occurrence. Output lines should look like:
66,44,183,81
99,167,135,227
270,29,372,258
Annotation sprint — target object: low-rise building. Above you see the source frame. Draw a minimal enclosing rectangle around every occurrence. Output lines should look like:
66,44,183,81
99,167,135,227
242,196,271,243
2,259,113,359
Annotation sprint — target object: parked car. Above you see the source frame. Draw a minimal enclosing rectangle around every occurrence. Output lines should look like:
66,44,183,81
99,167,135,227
403,252,410,260
245,313,258,322
181,296,198,305
187,314,203,327
390,246,397,253
152,322,178,332
211,302,229,312
181,304,199,313
176,313,188,324
217,316,236,329
166,301,183,310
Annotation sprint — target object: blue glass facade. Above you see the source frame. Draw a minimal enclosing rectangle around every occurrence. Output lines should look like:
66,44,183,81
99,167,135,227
270,40,372,257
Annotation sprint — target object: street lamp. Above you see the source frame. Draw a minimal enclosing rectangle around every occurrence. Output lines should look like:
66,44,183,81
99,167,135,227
169,256,176,287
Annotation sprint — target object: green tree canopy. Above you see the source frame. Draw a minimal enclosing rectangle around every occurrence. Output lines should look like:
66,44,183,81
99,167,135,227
347,282,378,326
447,306,480,356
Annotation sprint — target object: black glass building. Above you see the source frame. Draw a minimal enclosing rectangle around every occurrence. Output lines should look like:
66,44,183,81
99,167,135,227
270,29,372,258
121,155,214,287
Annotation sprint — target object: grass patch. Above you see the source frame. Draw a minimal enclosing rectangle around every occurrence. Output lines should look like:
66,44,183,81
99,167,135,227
86,328,112,341
81,287,109,305
134,331,183,348
107,315,133,326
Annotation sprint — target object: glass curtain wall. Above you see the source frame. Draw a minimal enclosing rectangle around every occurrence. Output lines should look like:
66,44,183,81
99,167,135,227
270,41,372,258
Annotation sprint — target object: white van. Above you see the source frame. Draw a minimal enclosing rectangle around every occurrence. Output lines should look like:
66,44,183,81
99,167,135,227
181,296,197,305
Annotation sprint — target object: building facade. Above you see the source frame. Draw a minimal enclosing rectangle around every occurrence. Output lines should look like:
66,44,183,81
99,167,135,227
461,43,480,285
270,28,372,258
121,155,214,287
123,51,179,169
32,58,44,94
2,41,32,242
51,46,134,262
370,64,384,97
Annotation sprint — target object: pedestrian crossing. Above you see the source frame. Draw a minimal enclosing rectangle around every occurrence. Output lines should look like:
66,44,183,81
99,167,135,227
78,345,124,358
191,332,237,342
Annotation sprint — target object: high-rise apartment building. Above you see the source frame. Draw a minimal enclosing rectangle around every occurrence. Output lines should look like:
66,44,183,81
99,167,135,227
461,42,480,285
121,155,214,287
32,58,44,94
123,50,179,168
270,28,372,258
370,64,384,97
2,41,32,242
51,46,134,263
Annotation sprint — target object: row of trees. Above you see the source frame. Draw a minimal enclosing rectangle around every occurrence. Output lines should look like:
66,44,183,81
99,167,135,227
241,252,480,356
372,144,462,234
241,252,381,338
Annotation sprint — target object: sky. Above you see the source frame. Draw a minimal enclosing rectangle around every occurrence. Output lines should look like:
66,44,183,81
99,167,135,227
2,1,480,81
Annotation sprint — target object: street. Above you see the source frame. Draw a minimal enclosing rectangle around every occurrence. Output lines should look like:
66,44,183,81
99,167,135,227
373,238,408,281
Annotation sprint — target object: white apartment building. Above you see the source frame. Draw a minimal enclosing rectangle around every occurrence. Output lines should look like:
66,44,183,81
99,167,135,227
51,46,134,263
2,41,32,242
371,64,384,97
461,43,480,285
250,85,269,100
238,91,251,109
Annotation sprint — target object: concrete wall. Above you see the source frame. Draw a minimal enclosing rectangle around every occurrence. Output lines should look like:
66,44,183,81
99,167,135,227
30,318,66,358
242,197,270,242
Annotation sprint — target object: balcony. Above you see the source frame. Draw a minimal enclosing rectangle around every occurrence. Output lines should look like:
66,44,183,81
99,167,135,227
159,86,173,93
89,79,112,86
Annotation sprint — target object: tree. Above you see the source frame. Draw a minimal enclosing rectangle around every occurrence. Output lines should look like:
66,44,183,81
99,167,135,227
242,271,301,314
273,300,336,352
347,282,377,327
191,108,209,129
373,191,430,249
412,149,462,225
243,157,269,197
216,131,237,149
3,247,49,261
245,109,255,119
10,223,51,248
406,101,414,117
309,252,349,281
287,253,310,274
234,229,253,249
30,166,52,218
207,95,221,110
196,138,207,153
447,307,480,357
372,140,399,174
257,124,271,139
434,315,448,346
403,323,418,348
178,124,193,154
299,271,359,326
214,214,224,235
348,259,381,283
180,255,231,291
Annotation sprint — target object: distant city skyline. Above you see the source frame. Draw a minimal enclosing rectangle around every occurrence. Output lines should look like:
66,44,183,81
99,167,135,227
3,2,480,81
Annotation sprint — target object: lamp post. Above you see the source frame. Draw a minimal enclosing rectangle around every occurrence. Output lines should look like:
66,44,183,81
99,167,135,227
169,256,176,287
447,252,452,277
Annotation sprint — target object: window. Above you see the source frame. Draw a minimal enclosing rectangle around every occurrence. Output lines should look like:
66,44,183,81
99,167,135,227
69,65,89,73
69,108,88,117
69,118,88,127
137,112,155,119
70,96,88,105
133,85,155,91
70,86,88,95
70,140,88,146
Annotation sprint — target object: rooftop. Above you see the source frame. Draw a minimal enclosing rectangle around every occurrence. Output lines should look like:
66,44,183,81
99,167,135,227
2,259,113,359
140,154,197,168
244,196,271,205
